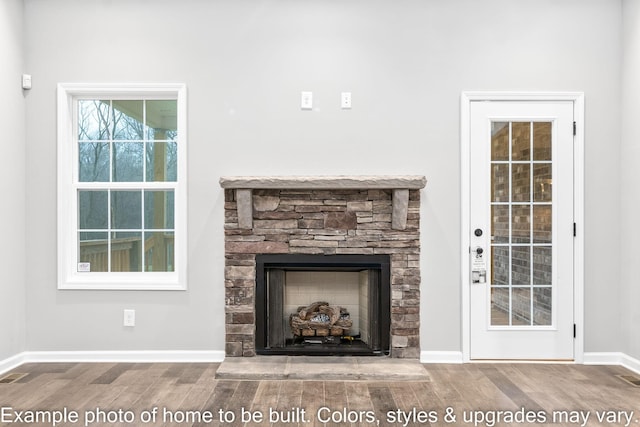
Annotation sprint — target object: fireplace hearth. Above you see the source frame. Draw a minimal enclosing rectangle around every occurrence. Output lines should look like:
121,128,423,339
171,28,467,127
220,175,426,358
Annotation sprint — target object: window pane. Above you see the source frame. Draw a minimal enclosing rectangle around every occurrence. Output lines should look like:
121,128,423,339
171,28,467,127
145,190,175,229
491,122,509,161
145,232,174,272
491,287,509,325
79,232,109,272
533,287,552,326
113,142,143,182
492,246,509,285
146,100,177,141
512,163,530,202
491,164,509,202
78,190,108,229
533,246,552,285
511,122,530,161
111,191,142,229
78,100,110,140
146,142,177,182
533,205,552,243
511,246,531,285
533,164,552,202
112,100,144,140
491,205,509,244
533,122,552,161
511,205,530,243
79,142,110,182
512,287,531,325
111,232,142,272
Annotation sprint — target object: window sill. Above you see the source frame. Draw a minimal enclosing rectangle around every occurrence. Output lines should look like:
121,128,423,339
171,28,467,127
58,272,186,291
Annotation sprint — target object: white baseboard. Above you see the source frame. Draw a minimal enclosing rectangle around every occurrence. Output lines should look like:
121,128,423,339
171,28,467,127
420,351,464,364
0,352,28,376
584,352,640,374
0,350,225,375
621,353,640,374
3,350,639,376
420,351,640,373
583,351,624,365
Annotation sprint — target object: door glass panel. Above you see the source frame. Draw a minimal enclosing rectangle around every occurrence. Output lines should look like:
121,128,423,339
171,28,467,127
511,205,530,243
491,164,509,202
491,246,509,286
533,163,552,202
533,122,552,161
491,205,509,244
511,122,530,161
533,205,552,243
512,163,530,202
492,246,509,284
533,287,552,326
511,246,531,285
533,246,552,285
491,288,509,325
511,287,531,326
491,122,509,161
490,121,553,326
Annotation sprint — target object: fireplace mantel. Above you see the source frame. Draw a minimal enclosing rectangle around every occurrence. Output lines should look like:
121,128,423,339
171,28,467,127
219,175,427,190
219,175,427,230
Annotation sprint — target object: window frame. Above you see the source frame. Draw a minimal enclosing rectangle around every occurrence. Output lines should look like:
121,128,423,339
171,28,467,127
57,83,187,290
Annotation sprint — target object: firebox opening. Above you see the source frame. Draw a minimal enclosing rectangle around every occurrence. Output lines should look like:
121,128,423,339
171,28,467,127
255,254,391,356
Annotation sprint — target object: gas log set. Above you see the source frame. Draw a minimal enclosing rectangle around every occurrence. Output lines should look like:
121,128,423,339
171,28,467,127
289,301,353,339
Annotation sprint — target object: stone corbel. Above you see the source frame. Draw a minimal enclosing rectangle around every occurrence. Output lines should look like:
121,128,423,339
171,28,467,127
392,189,410,230
236,189,253,229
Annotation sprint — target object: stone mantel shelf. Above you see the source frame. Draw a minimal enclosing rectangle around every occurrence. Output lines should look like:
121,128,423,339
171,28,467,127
220,175,426,231
219,175,427,190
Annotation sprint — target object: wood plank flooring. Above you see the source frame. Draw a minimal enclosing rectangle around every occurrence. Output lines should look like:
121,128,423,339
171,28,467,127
1,362,639,426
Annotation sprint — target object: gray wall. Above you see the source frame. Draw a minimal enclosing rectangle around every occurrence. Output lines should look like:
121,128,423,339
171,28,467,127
21,0,624,356
0,0,26,361
622,0,640,361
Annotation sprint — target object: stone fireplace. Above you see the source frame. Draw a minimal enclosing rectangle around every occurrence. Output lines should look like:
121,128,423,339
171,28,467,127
220,176,426,358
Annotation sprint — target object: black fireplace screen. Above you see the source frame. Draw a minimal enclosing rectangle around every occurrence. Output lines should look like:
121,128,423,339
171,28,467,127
255,254,391,356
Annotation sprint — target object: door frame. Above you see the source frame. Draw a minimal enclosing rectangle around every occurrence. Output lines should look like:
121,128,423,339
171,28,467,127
460,92,585,363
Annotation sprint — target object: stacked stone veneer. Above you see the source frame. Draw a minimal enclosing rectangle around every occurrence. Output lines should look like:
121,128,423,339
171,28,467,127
223,186,422,358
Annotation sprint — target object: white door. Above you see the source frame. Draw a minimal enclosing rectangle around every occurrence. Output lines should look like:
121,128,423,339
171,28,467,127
469,100,575,360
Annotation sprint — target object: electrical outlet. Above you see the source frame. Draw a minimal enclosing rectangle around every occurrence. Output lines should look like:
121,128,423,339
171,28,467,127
123,309,135,327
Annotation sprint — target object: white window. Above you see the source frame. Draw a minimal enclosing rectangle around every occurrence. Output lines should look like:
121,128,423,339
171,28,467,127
57,83,187,290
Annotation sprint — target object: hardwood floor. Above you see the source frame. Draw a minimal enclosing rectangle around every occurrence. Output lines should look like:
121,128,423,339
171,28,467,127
1,362,639,426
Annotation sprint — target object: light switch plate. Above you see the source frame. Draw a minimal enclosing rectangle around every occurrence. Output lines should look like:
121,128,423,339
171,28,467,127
123,309,135,327
341,92,352,109
22,74,32,90
301,91,313,110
